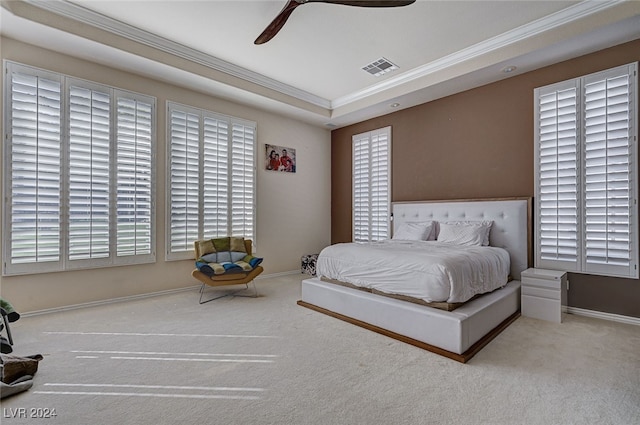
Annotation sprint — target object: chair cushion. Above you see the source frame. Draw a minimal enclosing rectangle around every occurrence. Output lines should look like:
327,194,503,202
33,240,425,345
194,237,262,277
196,254,263,277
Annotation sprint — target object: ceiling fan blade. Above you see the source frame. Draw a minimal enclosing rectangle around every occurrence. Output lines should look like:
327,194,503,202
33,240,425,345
307,0,416,6
254,0,303,45
255,0,416,45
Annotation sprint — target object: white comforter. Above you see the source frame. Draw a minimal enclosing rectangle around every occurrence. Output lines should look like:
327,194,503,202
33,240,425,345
316,240,510,303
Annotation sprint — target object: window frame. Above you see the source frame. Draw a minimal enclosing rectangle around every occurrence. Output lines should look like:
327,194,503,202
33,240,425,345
165,101,257,261
533,62,638,278
2,61,156,276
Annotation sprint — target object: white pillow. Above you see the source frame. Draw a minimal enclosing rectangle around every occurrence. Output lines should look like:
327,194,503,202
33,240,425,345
393,221,434,241
442,220,493,246
437,222,490,246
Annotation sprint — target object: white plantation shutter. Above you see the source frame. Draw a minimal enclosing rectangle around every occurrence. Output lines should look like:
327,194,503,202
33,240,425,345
370,130,391,240
534,82,580,271
5,67,62,273
230,122,255,239
3,62,156,275
203,117,229,238
116,95,154,258
169,108,200,253
352,127,391,242
167,103,256,260
353,135,371,241
583,66,636,276
68,84,111,263
534,63,637,278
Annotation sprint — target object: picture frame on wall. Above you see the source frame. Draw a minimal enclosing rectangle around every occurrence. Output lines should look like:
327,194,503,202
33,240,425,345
265,144,296,173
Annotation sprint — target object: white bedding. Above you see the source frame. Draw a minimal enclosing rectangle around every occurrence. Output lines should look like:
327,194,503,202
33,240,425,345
316,240,510,303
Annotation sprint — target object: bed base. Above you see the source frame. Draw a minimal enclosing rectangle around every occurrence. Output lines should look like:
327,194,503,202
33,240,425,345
298,277,521,363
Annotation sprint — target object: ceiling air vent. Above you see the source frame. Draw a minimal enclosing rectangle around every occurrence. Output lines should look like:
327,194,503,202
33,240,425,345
362,57,398,77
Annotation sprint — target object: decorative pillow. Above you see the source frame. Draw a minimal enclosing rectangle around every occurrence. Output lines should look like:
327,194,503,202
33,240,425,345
212,237,230,252
200,237,247,260
196,236,261,277
393,221,433,241
216,251,232,263
196,254,263,276
437,222,488,246
442,220,493,246
242,255,263,268
230,251,247,262
230,237,247,253
195,261,218,276
197,239,216,256
200,252,218,263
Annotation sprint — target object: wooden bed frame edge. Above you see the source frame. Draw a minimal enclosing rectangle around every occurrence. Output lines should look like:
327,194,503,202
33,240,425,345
296,299,521,363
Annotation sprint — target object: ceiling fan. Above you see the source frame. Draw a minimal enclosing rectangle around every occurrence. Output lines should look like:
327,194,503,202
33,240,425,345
255,0,417,45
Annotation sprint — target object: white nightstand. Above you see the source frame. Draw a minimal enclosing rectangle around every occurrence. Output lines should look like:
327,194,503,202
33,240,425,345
520,268,567,323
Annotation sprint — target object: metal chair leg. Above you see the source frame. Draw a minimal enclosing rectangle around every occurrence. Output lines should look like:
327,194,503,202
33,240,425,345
199,280,258,304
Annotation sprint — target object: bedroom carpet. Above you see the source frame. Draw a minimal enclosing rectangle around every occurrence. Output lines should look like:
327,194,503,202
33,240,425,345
1,274,638,425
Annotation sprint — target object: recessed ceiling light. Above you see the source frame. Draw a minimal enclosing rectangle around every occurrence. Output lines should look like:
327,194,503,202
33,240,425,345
390,103,400,108
501,65,517,74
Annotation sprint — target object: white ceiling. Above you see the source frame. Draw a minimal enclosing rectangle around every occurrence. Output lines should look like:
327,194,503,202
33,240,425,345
2,0,640,129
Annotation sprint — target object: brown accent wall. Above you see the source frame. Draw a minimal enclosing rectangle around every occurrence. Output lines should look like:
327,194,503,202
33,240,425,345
331,39,640,318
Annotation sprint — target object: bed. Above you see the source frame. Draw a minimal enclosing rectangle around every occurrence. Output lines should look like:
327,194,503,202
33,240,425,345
297,198,531,363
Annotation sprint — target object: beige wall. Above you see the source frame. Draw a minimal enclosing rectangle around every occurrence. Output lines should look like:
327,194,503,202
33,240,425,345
331,39,640,318
0,37,331,313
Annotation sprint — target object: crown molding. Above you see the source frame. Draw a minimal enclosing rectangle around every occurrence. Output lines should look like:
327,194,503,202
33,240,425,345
11,0,629,115
331,0,626,109
21,0,332,110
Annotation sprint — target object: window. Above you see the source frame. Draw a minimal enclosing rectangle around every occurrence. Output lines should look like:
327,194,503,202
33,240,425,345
534,62,638,278
3,61,155,275
352,126,391,242
167,102,256,260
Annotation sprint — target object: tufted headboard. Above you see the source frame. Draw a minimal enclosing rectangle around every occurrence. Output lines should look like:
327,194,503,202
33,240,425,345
392,198,531,280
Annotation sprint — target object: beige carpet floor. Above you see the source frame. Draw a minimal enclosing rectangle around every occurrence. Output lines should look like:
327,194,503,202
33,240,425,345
1,273,639,425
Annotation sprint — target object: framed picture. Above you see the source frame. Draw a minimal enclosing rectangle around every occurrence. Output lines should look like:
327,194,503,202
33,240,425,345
265,144,296,173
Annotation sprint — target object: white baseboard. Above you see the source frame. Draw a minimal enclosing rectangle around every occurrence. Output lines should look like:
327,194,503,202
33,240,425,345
564,306,640,326
259,270,300,278
22,285,200,318
22,270,301,318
